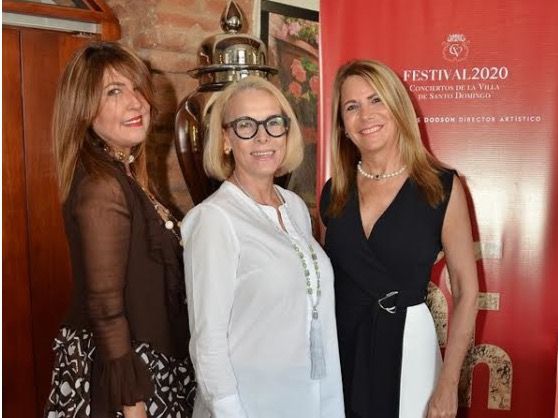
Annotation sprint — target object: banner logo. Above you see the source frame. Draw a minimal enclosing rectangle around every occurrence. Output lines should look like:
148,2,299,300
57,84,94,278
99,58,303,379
443,33,470,62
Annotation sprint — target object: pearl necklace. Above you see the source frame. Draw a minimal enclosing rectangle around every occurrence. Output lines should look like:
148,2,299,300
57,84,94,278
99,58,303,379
232,173,326,379
357,161,406,180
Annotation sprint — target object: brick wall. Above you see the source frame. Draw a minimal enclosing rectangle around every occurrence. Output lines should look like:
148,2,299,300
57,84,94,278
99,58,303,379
106,0,255,214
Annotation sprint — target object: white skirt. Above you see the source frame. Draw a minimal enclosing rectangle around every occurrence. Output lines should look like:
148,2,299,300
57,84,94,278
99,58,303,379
399,303,442,418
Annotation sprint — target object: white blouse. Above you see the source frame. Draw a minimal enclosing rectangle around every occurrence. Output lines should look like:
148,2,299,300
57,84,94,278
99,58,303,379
181,181,344,418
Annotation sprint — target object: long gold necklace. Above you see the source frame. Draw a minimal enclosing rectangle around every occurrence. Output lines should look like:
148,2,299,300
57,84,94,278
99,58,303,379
137,184,183,247
102,143,182,246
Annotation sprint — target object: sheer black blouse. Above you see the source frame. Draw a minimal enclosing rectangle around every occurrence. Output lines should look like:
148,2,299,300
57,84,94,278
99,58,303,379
61,153,188,414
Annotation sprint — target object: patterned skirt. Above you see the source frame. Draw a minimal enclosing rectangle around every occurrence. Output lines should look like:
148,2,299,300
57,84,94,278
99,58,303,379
44,327,196,418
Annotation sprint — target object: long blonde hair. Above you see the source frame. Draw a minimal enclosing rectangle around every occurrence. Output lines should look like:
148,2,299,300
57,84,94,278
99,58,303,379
328,59,445,217
52,41,156,201
204,76,304,180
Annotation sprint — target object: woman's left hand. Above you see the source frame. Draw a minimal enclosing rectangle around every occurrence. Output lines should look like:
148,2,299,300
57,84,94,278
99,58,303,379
426,383,458,418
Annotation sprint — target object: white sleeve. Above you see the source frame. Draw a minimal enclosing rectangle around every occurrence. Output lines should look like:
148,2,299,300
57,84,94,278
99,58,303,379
181,203,248,418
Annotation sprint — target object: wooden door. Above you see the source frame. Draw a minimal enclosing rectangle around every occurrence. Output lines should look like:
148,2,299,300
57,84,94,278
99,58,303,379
3,26,36,418
2,26,94,417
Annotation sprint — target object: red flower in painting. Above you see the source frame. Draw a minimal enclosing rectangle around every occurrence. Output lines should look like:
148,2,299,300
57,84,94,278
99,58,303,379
309,75,319,95
288,81,302,97
291,59,307,83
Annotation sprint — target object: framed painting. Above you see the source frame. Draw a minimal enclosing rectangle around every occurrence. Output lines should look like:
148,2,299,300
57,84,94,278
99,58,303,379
260,1,320,227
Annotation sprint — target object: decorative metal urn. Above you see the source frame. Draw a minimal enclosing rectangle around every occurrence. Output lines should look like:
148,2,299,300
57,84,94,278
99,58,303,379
175,1,277,204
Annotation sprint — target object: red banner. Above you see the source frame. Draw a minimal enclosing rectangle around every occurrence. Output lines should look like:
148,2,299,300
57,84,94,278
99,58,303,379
319,0,558,416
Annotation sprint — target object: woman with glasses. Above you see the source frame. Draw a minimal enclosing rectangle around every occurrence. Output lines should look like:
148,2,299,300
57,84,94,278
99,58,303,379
181,76,345,418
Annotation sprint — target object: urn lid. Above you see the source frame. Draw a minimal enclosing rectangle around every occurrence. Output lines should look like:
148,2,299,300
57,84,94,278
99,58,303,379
188,1,277,86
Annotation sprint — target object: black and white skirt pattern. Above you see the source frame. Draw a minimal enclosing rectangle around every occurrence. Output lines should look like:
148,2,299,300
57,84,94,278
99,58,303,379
45,327,196,418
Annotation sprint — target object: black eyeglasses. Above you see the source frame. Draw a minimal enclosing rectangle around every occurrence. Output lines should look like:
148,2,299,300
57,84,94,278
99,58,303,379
223,115,290,140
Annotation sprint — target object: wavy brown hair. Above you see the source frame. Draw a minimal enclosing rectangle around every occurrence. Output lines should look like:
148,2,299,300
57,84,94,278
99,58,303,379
52,41,156,201
327,59,445,217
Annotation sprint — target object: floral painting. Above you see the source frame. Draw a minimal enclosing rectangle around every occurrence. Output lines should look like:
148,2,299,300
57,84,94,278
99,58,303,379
271,17,319,132
262,2,320,221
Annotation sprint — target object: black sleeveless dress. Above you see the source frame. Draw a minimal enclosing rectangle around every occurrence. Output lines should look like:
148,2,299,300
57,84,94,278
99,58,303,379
320,170,455,418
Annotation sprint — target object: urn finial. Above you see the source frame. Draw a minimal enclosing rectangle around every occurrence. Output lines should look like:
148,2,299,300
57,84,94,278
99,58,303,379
220,1,243,33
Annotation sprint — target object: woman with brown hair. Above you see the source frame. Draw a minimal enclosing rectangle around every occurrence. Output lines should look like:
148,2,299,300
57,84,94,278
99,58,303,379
44,41,195,418
320,59,478,418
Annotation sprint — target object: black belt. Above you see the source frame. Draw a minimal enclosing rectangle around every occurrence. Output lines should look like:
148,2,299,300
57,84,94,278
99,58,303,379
350,288,426,418
377,288,426,314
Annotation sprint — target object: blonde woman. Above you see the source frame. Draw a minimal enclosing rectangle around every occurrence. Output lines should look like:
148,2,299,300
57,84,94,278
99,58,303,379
182,76,344,418
320,60,478,418
45,42,195,418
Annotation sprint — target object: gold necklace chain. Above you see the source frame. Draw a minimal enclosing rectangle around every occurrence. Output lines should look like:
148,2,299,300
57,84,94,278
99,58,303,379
102,143,136,164
137,183,183,247
101,143,182,246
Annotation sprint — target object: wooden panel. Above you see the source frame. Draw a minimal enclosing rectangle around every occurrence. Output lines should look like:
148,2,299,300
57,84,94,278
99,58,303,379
20,28,93,415
3,0,121,40
2,27,37,418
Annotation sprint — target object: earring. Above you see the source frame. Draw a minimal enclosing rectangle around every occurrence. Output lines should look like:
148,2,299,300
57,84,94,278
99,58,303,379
224,147,232,155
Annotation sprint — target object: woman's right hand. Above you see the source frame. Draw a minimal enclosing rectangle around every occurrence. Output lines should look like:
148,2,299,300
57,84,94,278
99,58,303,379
123,401,148,418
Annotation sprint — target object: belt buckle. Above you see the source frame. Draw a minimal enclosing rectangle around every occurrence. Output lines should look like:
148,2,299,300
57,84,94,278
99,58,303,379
378,291,399,314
